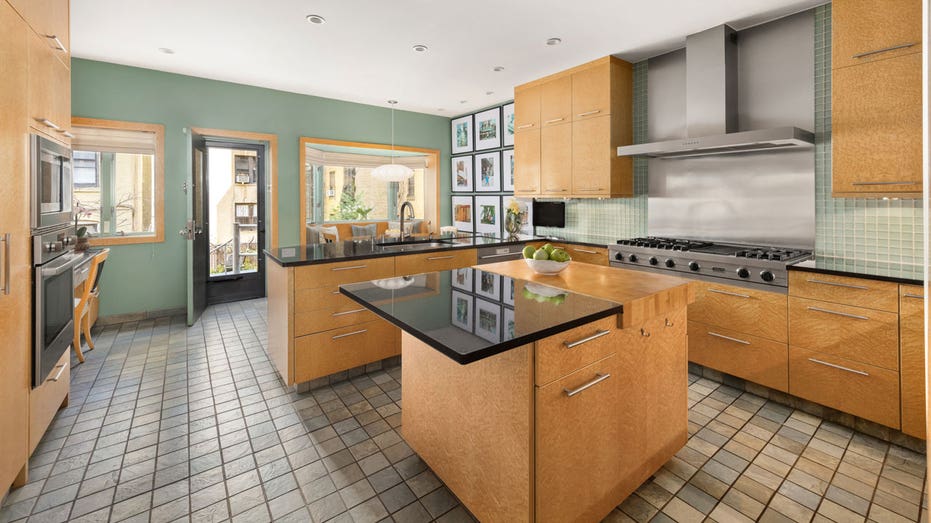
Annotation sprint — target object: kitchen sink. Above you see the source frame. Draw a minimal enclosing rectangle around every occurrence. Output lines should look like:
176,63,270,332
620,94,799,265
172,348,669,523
376,239,456,252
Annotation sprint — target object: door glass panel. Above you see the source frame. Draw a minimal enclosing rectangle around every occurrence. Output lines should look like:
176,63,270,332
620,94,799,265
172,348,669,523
43,270,72,346
208,147,259,276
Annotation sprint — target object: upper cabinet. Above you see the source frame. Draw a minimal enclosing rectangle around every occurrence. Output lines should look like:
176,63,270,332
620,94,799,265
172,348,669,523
514,56,633,199
8,0,69,62
26,27,71,143
831,0,922,197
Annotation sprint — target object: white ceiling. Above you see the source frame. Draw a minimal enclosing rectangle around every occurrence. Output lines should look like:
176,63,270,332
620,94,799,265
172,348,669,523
71,0,826,117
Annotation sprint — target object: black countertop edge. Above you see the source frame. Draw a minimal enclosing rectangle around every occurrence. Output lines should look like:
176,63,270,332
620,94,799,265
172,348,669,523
788,262,923,286
340,285,623,365
534,236,615,249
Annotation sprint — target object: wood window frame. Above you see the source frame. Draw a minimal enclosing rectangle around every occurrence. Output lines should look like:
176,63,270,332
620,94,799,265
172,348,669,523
71,117,166,246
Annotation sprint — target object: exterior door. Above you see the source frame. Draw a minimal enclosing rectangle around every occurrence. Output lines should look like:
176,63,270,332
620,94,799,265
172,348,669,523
187,133,208,325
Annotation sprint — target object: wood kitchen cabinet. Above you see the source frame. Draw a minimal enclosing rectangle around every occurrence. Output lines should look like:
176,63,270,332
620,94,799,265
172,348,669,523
513,56,633,198
7,0,69,62
899,284,925,438
832,0,921,69
25,11,70,143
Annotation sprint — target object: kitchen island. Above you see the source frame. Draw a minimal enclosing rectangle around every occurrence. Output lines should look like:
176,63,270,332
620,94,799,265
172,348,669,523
341,260,694,522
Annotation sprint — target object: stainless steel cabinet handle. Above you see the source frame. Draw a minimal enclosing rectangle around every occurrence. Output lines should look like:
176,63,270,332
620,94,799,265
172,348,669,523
427,255,455,260
1,233,9,295
665,318,674,327
480,252,520,259
806,278,869,290
806,306,869,321
49,362,67,382
808,358,869,377
332,329,367,340
331,265,367,271
563,329,611,349
708,331,750,345
545,188,567,192
852,42,916,59
59,130,74,139
577,110,602,117
564,373,611,397
640,328,650,337
576,188,605,192
851,181,917,186
545,117,565,124
332,308,365,317
571,248,599,254
708,288,751,299
36,118,59,130
904,293,924,299
45,34,67,53
516,123,535,129
331,290,341,295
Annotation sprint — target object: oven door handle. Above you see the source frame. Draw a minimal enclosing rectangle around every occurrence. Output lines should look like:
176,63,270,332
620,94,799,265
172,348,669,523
40,255,82,277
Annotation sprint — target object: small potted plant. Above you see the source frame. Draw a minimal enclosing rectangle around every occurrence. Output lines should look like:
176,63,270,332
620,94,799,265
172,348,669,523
74,202,93,252
504,198,524,238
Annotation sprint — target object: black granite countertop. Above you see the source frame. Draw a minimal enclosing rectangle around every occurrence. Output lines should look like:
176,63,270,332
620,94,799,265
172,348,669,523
340,269,622,364
532,233,615,248
790,257,923,286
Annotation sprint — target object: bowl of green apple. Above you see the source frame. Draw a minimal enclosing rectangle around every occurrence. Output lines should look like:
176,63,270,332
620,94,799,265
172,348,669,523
522,243,571,275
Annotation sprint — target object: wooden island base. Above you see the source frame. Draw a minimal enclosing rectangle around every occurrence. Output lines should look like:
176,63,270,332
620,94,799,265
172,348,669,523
402,306,689,523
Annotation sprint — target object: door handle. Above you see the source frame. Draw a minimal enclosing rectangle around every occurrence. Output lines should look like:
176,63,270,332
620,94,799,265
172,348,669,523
180,220,196,240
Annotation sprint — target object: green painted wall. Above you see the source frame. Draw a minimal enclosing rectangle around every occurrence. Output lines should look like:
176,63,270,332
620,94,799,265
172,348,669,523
71,59,452,317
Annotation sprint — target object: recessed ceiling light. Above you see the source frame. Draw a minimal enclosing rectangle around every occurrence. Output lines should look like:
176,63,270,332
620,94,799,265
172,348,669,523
546,37,562,46
306,14,326,24
485,91,494,95
412,44,428,52
459,100,467,104
387,100,398,105
493,66,505,72
437,109,445,112
158,47,175,55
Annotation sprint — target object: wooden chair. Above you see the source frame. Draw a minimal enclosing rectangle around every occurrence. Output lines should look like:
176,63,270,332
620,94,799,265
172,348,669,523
73,250,108,363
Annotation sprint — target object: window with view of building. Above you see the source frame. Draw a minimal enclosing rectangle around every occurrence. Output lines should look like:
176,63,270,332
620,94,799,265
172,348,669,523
71,119,165,244
234,154,256,184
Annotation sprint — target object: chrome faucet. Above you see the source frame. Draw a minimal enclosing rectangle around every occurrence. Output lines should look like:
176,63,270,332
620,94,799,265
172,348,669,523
399,201,415,240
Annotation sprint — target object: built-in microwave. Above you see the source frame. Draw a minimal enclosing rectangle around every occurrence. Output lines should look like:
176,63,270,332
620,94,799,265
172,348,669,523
30,134,73,231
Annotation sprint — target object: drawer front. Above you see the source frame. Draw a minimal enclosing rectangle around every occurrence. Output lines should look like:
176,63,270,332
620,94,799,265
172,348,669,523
395,249,477,276
565,245,608,266
789,271,898,312
789,346,900,429
294,303,378,337
29,350,69,453
536,316,616,386
294,257,395,290
899,284,925,438
688,321,788,392
689,282,788,342
788,297,898,370
294,319,400,383
295,286,355,314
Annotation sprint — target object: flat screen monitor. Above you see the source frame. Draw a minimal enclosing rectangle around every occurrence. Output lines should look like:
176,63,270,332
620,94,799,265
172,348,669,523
533,200,566,228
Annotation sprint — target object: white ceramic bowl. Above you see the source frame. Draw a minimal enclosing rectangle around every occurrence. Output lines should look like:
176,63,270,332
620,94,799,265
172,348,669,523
524,257,571,275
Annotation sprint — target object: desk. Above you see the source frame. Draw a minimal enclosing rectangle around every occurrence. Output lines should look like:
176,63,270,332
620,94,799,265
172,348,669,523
73,248,109,328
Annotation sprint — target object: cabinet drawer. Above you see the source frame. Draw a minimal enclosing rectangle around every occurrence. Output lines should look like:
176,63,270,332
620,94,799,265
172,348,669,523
294,319,399,383
789,271,898,312
395,249,476,276
294,257,394,290
295,285,353,314
789,346,899,429
899,284,925,438
294,303,378,337
29,349,69,453
565,245,608,266
688,321,788,392
788,297,898,370
689,282,788,342
536,316,616,386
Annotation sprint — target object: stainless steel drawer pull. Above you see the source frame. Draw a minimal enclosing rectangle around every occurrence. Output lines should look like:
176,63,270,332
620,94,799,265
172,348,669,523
545,117,565,124
563,329,611,349
332,329,367,340
571,248,599,254
480,252,520,259
807,306,869,321
576,188,605,192
577,110,602,117
806,278,869,290
708,288,751,299
851,181,916,186
852,42,917,59
427,255,455,261
808,358,869,377
904,293,924,299
516,123,535,129
708,331,750,345
60,130,74,139
36,118,59,130
331,265,367,271
49,363,67,382
1,233,9,295
45,34,67,53
545,188,568,192
332,308,365,317
331,290,341,295
564,373,611,397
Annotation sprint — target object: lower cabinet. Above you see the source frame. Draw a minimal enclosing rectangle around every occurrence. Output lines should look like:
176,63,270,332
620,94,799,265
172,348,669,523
295,319,399,382
394,248,477,275
524,242,608,266
688,321,788,392
29,349,70,453
899,285,925,438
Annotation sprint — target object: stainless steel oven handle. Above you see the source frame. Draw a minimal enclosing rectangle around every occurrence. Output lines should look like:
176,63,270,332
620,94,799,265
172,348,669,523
40,255,82,277
1,233,9,295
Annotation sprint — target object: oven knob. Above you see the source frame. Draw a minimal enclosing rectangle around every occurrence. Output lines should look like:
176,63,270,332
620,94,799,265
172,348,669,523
760,270,775,282
737,268,750,278
665,259,676,268
648,257,659,266
688,261,700,271
614,252,624,261
628,254,639,263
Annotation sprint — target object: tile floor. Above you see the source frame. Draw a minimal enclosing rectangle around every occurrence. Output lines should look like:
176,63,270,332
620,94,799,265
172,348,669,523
0,299,927,523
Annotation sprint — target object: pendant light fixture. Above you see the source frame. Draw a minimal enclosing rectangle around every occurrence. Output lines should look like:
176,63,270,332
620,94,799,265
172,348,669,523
371,100,414,182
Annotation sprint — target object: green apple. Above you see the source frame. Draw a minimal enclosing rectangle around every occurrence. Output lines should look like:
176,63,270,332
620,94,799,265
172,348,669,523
532,249,550,261
550,249,570,262
522,245,536,259
542,243,555,254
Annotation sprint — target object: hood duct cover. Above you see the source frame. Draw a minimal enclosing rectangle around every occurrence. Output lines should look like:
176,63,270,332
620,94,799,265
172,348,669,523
617,24,814,159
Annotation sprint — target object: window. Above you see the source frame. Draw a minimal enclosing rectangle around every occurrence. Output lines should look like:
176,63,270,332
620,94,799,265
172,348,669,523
235,203,257,224
234,154,257,184
71,118,165,244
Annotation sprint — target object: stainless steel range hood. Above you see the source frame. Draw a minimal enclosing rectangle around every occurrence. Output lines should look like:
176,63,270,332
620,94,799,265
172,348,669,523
617,24,814,159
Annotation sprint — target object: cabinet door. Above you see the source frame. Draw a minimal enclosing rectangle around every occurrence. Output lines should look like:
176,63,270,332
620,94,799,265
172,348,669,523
52,53,70,142
572,61,611,121
833,0,921,69
536,354,621,523
513,128,540,195
832,53,922,196
540,76,572,127
514,84,541,133
8,0,69,61
571,115,611,196
0,0,31,492
540,124,571,196
899,285,925,438
27,29,54,133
